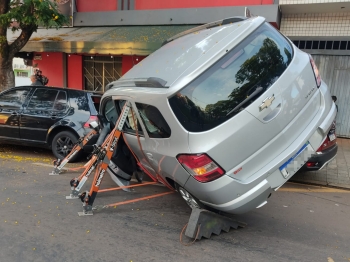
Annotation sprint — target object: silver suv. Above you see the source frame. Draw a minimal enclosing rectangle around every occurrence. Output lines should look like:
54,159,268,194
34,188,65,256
100,16,337,214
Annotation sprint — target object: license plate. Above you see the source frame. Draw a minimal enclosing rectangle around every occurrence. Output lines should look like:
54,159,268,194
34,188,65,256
279,142,314,179
328,133,336,141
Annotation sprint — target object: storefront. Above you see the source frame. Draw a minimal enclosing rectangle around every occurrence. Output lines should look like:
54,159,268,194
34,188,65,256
12,0,280,91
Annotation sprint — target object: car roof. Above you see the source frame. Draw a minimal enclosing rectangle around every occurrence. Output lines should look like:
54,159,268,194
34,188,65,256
104,16,265,99
11,86,102,96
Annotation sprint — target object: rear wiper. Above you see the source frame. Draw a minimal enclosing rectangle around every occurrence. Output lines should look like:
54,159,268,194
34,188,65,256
226,86,264,116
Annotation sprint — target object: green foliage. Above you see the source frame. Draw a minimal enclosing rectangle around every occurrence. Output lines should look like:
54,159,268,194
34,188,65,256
0,0,68,31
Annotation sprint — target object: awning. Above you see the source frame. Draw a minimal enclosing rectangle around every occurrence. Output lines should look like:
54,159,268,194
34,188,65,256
8,25,196,56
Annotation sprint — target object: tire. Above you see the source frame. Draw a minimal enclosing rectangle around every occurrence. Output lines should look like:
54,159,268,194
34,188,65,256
51,131,81,162
175,184,204,209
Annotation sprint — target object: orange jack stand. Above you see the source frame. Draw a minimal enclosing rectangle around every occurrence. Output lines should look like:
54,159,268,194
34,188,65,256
50,128,98,175
67,101,174,215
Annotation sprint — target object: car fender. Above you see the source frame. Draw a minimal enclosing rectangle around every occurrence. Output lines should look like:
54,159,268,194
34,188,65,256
46,119,83,144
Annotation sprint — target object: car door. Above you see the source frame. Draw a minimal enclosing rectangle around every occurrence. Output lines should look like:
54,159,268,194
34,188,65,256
0,87,31,139
133,102,173,176
113,99,159,180
20,88,68,142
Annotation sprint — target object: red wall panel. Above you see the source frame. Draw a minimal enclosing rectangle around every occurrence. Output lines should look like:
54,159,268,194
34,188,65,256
122,55,146,75
136,0,273,10
33,52,64,87
76,0,117,12
67,55,83,90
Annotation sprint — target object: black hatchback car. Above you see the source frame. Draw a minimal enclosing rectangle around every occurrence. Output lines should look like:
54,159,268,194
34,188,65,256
0,86,101,161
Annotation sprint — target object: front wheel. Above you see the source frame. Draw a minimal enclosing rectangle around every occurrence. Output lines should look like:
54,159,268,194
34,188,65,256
51,130,80,162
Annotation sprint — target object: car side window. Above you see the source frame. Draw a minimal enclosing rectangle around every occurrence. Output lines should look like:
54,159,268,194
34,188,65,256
103,99,119,125
53,91,68,117
117,100,143,135
0,87,31,111
136,103,171,138
25,88,58,116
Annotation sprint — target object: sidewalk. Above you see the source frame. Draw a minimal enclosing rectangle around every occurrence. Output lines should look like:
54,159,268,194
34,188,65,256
292,138,350,189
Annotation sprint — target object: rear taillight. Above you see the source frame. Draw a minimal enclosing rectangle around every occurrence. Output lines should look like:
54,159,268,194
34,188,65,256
177,153,225,183
317,136,336,153
309,54,321,87
84,115,98,128
306,162,317,167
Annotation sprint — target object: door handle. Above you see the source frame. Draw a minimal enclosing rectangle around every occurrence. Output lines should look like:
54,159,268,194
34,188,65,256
51,114,57,120
11,112,19,116
263,103,282,122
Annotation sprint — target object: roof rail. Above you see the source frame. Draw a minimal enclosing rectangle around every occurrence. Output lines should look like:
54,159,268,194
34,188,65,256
162,16,248,46
134,77,168,88
108,77,169,89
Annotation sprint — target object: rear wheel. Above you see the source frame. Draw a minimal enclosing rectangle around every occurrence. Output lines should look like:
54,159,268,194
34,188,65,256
51,131,80,162
176,184,203,209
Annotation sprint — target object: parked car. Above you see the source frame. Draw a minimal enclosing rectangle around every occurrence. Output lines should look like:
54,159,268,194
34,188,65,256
100,16,337,214
0,86,101,161
300,120,337,171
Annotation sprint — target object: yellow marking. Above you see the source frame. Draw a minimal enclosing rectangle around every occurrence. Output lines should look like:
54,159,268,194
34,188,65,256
279,182,350,193
0,153,52,163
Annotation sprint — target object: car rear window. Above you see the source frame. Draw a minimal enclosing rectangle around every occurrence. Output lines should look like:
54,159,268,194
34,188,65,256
169,22,293,132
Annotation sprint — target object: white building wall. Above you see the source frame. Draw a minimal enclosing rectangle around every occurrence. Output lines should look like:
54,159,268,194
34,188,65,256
280,0,350,4
280,12,350,37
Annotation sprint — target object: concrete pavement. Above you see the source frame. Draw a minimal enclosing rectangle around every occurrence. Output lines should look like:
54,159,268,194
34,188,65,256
0,144,349,262
293,138,350,189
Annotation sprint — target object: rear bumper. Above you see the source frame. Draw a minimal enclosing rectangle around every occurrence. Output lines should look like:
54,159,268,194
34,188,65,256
300,143,338,171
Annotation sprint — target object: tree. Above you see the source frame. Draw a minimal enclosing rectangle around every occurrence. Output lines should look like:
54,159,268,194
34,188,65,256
0,0,68,91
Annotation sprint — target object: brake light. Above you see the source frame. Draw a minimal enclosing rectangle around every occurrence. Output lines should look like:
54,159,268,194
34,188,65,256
317,136,336,153
84,115,98,128
177,153,225,183
309,54,321,87
306,162,317,167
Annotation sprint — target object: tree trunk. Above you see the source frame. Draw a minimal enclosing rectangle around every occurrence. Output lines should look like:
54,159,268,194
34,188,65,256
0,54,15,92
0,1,37,91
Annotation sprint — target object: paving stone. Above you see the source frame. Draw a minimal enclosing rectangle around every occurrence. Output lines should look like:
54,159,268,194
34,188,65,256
314,174,327,182
327,178,339,184
337,172,349,178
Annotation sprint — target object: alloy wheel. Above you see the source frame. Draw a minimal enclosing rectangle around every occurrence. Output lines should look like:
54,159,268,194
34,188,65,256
178,187,201,209
56,136,74,157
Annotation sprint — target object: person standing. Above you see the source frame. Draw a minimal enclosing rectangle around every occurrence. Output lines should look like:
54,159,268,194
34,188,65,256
30,75,43,86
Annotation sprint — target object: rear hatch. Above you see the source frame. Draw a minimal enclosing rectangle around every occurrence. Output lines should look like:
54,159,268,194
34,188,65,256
170,23,321,182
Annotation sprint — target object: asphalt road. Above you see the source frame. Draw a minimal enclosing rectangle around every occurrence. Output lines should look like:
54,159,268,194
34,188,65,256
0,144,349,262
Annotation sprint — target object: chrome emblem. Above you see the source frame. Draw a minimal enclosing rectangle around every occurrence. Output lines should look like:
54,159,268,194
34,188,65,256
259,95,275,111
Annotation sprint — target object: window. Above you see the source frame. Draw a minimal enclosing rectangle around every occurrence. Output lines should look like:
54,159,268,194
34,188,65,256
114,100,143,134
169,22,293,132
136,103,171,138
53,91,68,117
25,88,58,116
16,71,29,77
83,56,122,92
0,87,31,110
103,99,119,124
294,40,350,50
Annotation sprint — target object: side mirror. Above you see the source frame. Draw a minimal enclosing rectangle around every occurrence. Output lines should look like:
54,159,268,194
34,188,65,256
89,121,99,129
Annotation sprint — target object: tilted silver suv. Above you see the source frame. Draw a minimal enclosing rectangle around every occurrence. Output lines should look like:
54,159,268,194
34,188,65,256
100,16,337,214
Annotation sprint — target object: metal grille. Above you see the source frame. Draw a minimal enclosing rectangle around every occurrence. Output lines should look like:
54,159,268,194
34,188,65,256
83,56,122,93
293,40,350,50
